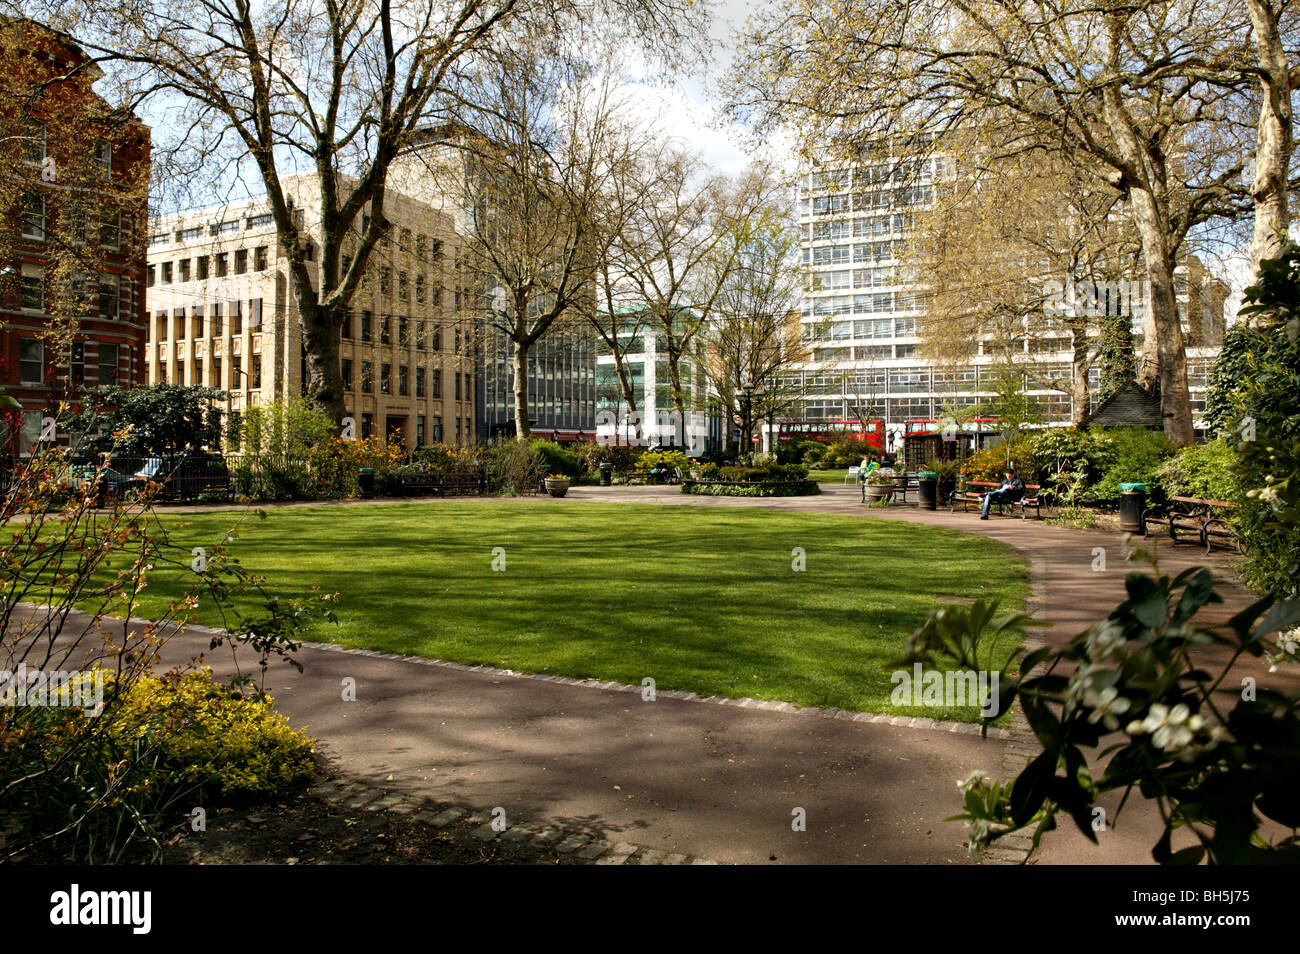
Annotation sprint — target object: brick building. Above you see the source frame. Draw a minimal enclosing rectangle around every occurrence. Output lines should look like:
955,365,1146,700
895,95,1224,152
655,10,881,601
0,17,151,454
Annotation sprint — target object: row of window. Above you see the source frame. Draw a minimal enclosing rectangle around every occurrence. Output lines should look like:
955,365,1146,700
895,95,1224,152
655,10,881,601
17,265,128,319
20,122,114,174
806,241,899,266
155,300,264,338
800,187,934,217
149,247,269,285
19,192,123,248
340,362,471,401
344,313,469,353
348,413,467,446
154,354,259,389
152,212,290,247
806,214,914,242
804,292,928,317
13,338,126,386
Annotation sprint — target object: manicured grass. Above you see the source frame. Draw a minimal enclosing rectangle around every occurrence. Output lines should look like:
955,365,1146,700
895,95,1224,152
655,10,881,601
128,501,1029,719
809,469,854,484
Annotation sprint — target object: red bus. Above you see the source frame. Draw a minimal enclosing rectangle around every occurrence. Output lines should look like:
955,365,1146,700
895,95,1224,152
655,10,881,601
778,420,885,452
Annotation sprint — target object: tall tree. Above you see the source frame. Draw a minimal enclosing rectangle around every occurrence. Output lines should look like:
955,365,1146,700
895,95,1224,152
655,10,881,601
729,0,1265,444
23,0,705,424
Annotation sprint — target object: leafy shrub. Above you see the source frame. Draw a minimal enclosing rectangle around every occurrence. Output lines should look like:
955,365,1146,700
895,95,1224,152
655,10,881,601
410,442,478,472
960,440,1039,483
1090,427,1175,501
575,443,637,473
635,448,690,472
1156,440,1241,502
110,669,315,799
532,440,582,478
483,440,546,495
682,479,820,497
819,439,875,469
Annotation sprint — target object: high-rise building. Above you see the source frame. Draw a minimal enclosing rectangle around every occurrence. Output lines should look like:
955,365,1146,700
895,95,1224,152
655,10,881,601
145,176,475,448
1,18,150,455
795,152,1229,448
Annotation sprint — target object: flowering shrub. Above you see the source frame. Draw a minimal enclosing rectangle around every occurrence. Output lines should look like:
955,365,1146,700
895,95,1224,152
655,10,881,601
905,544,1300,863
634,448,690,472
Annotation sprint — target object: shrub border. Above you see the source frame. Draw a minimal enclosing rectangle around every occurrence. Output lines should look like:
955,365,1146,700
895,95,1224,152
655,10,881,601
680,479,821,497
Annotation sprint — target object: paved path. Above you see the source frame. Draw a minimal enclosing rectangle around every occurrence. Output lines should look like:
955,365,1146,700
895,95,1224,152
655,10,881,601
131,486,1297,863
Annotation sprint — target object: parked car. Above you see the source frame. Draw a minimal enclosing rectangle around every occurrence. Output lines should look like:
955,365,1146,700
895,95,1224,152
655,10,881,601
131,453,230,501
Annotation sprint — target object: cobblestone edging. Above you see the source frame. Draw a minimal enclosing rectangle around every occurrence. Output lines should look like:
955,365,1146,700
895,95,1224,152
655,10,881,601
307,775,719,865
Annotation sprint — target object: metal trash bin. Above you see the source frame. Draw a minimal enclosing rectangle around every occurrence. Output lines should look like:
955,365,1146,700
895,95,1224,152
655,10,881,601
359,467,376,499
1119,481,1146,534
918,471,939,511
598,462,613,486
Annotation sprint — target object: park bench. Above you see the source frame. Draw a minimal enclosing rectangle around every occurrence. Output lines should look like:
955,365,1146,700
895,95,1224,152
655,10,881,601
1143,496,1239,553
891,471,920,502
951,480,1044,519
438,471,483,496
393,471,482,496
619,469,654,485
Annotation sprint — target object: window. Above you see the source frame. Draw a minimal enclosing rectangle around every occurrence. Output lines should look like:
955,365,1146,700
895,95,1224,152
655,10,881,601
231,302,242,335
416,366,425,397
361,361,373,393
361,311,372,342
20,338,43,384
192,309,204,339
432,416,443,441
399,365,409,396
342,358,353,391
21,191,45,240
398,271,408,301
22,121,46,165
249,299,263,330
235,249,249,274
161,262,173,284
254,246,268,270
398,318,408,346
232,355,242,386
70,342,85,385
380,363,391,394
179,259,192,282
100,208,121,249
454,328,461,354
381,317,391,345
417,416,426,447
20,265,43,312
98,274,119,319
416,275,426,304
177,226,203,242
215,253,229,277
432,369,441,398
93,139,112,175
362,413,373,438
380,267,391,296
195,256,209,280
342,311,352,339
211,303,223,336
247,213,273,229
192,358,203,386
416,320,426,349
432,328,442,351
251,355,262,389
211,221,238,237
455,372,462,401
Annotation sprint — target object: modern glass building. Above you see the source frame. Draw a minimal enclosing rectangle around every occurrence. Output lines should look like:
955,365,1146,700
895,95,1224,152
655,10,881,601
475,326,597,442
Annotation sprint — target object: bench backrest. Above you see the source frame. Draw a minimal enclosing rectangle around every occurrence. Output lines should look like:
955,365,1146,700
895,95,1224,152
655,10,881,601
1171,495,1237,509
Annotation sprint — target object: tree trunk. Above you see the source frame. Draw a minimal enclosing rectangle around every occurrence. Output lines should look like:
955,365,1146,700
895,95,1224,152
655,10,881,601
666,350,687,448
1125,190,1195,444
1070,330,1091,426
303,304,346,424
512,340,531,441
1246,0,1293,301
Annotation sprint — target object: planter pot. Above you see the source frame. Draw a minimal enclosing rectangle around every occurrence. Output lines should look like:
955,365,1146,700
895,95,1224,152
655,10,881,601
864,484,893,503
689,470,702,481
544,478,571,498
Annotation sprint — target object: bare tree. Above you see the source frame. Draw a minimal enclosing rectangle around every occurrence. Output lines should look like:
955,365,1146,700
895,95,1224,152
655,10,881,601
18,0,706,424
729,0,1271,444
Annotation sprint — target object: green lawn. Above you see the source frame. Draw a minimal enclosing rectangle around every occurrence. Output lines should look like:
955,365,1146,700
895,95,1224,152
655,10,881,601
129,501,1028,719
809,469,854,484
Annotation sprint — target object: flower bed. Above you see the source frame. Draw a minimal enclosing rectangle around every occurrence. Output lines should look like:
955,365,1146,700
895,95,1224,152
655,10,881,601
681,478,821,497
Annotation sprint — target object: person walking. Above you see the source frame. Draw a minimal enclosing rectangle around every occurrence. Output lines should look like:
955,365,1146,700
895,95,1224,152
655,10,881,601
981,466,1026,519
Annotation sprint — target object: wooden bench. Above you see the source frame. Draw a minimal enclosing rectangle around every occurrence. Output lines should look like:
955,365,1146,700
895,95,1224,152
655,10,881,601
1143,496,1238,552
394,472,482,496
951,480,1044,519
619,469,654,485
439,471,483,496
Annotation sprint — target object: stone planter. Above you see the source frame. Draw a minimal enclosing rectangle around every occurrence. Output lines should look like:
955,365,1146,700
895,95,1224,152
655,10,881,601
863,483,894,503
544,477,571,498
689,469,702,481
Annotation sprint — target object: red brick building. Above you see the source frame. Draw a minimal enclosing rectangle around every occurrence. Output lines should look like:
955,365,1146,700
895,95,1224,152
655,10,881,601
1,17,150,455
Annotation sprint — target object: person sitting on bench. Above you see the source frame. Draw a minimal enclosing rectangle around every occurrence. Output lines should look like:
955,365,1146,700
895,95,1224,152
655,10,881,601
981,466,1026,520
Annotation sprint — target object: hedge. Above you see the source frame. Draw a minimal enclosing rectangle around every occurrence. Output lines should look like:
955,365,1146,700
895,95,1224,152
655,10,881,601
681,479,821,497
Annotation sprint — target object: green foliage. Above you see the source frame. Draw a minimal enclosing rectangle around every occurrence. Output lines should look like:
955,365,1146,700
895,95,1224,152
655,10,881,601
909,550,1300,863
574,442,637,472
410,442,478,472
682,478,820,497
111,668,315,799
1156,440,1241,502
483,440,546,495
532,439,582,477
1208,250,1300,598
1096,312,1136,405
968,365,1045,435
76,384,225,459
819,439,875,469
960,440,1040,483
1088,426,1175,500
634,448,690,472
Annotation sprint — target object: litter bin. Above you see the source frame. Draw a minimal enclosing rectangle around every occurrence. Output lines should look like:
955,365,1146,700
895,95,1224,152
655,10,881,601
359,467,376,499
598,462,613,487
918,471,939,511
1119,482,1146,534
